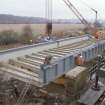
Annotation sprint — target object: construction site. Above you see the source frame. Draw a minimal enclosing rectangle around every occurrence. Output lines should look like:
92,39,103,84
0,0,105,105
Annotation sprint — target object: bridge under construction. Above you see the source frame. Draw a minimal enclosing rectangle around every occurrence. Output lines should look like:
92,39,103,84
0,0,105,104
0,35,103,86
1,35,105,105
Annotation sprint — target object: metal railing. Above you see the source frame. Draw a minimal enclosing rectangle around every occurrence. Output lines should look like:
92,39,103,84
89,59,105,77
0,35,87,55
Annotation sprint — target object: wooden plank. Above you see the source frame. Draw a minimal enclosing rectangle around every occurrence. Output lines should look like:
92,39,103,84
0,67,42,87
52,43,91,53
2,63,39,78
31,54,56,62
52,40,87,51
52,40,86,51
48,50,68,54
44,50,67,55
32,53,58,59
0,69,43,87
51,40,93,53
9,59,40,73
17,57,41,66
55,50,71,53
54,46,82,52
25,55,43,62
23,57,43,65
40,51,63,57
29,55,45,60
0,67,40,82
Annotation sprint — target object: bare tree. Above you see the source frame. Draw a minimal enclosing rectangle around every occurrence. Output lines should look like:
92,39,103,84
21,25,33,44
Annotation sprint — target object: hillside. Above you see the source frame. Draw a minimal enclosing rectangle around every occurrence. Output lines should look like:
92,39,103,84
0,14,47,24
0,14,81,24
0,14,104,24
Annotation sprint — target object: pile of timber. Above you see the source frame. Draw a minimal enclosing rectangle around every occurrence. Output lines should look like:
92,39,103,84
0,58,43,87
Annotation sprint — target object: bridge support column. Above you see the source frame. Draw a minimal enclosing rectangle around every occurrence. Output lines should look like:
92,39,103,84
64,66,87,105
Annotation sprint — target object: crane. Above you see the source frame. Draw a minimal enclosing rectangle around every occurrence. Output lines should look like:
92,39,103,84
62,0,88,26
91,8,98,24
45,0,53,40
62,0,100,38
45,0,103,39
90,7,103,38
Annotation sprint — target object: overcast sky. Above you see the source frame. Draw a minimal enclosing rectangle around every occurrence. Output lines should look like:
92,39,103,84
0,0,104,20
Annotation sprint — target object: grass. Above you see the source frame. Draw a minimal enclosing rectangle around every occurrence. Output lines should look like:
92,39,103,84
0,24,85,35
0,43,24,51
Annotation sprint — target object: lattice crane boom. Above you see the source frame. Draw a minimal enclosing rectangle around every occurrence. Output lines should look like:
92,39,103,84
62,0,101,38
62,0,89,26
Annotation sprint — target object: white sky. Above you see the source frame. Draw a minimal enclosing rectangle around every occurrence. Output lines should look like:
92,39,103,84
0,0,104,20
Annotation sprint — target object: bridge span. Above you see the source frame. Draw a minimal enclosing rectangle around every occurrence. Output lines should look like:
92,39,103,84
0,35,89,61
0,35,105,87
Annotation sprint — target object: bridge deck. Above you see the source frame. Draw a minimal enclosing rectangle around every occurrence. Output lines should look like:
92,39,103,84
0,36,89,61
0,38,103,87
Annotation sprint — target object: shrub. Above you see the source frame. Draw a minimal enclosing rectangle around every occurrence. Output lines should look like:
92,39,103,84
20,25,34,44
0,30,19,45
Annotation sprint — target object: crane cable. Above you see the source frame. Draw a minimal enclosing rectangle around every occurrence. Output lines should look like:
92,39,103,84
63,0,88,25
46,0,53,21
79,0,98,17
79,0,93,10
45,0,53,39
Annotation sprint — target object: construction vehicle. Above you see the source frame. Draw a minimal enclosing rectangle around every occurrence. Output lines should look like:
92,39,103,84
45,0,103,39
62,0,102,39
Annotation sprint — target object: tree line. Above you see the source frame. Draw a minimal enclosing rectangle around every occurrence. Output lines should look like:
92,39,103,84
0,25,35,45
